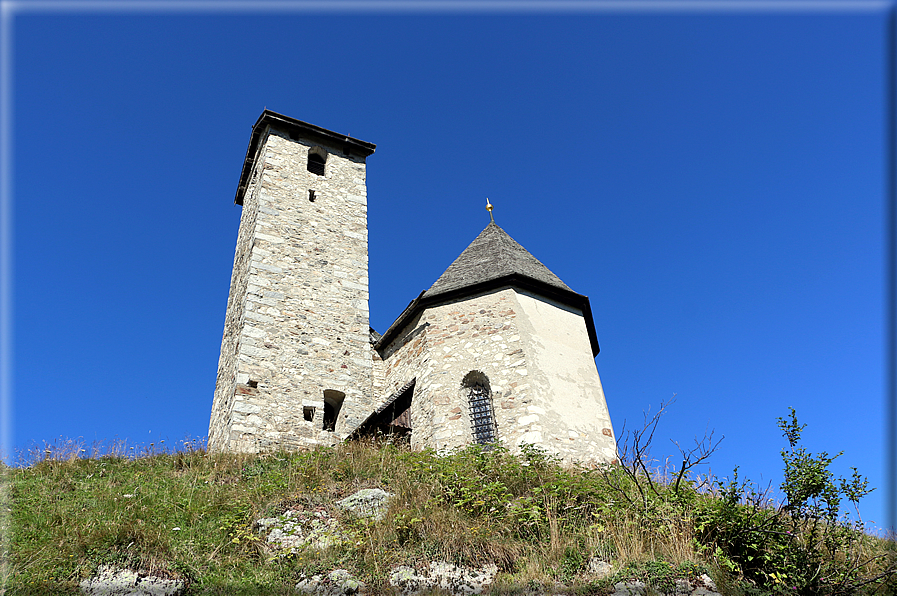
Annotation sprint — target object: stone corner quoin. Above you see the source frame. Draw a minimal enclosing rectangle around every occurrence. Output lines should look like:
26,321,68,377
208,109,616,465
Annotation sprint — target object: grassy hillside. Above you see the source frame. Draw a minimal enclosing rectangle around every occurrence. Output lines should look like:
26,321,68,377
7,412,896,595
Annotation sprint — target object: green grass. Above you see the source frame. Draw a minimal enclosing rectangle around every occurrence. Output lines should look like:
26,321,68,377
6,438,896,595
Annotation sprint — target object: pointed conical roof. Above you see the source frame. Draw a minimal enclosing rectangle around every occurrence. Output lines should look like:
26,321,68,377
375,221,601,357
423,222,572,300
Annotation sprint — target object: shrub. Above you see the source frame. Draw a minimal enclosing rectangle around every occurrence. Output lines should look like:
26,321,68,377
696,408,895,595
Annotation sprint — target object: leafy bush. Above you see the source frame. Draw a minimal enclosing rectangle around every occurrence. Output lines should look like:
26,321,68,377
696,408,894,595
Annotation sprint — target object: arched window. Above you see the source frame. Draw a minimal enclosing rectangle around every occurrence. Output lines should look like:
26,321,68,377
322,389,345,432
307,152,326,176
462,371,497,445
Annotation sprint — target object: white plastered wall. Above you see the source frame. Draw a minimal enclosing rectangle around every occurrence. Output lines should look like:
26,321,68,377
511,290,616,462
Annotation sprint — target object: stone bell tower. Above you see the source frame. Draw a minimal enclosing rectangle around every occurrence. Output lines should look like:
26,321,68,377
209,110,376,453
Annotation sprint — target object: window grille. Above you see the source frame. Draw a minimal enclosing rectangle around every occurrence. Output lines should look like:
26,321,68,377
307,153,326,176
468,382,497,445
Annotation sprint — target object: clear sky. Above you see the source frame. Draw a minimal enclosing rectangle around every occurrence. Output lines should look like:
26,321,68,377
4,2,893,532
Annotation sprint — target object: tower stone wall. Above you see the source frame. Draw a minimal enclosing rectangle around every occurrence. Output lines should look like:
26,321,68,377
209,114,375,453
208,144,261,451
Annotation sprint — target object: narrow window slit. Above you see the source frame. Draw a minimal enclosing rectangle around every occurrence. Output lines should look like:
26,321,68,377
322,390,345,432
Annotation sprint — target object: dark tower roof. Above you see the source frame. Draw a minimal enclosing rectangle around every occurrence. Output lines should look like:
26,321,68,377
234,109,376,206
423,222,573,300
375,222,601,357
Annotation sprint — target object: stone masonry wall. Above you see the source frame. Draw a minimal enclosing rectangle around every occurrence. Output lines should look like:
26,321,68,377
379,289,528,452
409,289,531,452
371,346,386,403
209,128,373,452
208,144,262,451
379,287,616,463
376,312,429,413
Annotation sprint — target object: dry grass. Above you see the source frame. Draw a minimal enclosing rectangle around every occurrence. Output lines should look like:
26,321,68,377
7,437,896,595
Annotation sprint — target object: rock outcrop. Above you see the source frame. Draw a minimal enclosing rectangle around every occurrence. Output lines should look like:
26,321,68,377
79,565,184,596
389,561,498,595
256,508,347,552
608,572,720,596
296,569,366,595
336,488,393,520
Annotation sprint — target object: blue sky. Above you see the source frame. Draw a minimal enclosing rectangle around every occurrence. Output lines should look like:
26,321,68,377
4,2,893,531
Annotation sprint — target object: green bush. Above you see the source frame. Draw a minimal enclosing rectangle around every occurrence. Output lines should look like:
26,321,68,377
696,408,892,595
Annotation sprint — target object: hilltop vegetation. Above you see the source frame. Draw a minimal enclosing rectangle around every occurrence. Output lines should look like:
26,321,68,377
8,410,896,595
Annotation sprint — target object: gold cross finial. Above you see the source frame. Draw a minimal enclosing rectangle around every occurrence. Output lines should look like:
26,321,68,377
486,198,494,223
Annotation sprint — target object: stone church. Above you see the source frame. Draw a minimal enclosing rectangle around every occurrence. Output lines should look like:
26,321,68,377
209,110,616,464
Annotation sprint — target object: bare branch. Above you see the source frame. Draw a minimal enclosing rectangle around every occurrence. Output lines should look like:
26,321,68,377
670,427,724,495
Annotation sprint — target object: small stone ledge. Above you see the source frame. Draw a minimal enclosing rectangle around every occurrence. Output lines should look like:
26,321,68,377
256,488,393,555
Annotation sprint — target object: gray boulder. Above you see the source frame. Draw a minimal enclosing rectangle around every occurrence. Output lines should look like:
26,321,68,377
256,509,348,552
609,575,721,596
587,558,613,578
611,580,646,596
336,488,393,520
699,574,718,592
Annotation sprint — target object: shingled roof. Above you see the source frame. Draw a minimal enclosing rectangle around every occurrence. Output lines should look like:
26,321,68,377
423,222,572,300
375,222,602,357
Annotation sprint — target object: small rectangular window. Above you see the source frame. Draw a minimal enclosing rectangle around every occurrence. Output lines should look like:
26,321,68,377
307,154,326,176
303,406,315,422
